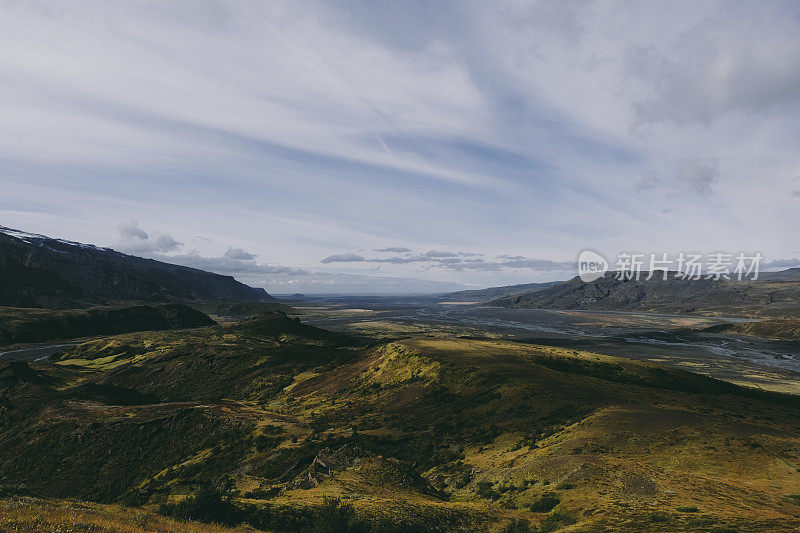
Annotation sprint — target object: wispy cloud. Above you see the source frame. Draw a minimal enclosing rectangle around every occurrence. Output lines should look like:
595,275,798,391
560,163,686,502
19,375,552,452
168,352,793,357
320,249,575,273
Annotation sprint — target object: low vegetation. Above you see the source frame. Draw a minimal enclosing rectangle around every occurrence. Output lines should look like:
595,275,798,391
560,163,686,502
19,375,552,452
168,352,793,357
0,303,214,347
2,312,800,531
708,318,800,340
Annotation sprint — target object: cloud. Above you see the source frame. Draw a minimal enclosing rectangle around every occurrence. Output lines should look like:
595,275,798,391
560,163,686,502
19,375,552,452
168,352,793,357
224,247,257,261
150,234,183,253
321,253,366,263
629,11,800,124
374,247,411,253
636,158,718,198
317,249,578,274
117,221,148,241
498,258,576,271
423,250,458,258
257,272,465,294
112,223,308,284
442,259,501,272
153,253,306,276
790,175,800,198
116,223,182,254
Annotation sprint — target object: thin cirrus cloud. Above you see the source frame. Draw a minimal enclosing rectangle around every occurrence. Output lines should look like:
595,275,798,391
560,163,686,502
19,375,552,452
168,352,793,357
1,2,800,293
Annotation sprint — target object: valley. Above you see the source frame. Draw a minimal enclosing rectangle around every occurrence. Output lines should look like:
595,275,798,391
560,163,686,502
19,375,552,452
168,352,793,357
3,228,800,531
4,3,798,531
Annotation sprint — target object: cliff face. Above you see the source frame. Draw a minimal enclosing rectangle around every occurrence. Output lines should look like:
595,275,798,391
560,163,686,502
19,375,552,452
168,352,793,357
0,227,273,308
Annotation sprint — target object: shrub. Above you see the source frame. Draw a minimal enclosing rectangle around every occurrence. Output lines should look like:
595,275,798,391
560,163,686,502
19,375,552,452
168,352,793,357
502,518,532,532
538,511,576,532
159,484,240,526
255,434,283,452
476,481,501,500
529,492,560,513
313,498,359,532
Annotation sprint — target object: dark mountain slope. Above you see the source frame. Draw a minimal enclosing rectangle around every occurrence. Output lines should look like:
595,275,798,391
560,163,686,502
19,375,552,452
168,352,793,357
490,271,800,317
0,226,273,308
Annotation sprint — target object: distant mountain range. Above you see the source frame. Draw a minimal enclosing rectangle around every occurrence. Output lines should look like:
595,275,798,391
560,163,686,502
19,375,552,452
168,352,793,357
439,281,559,301
489,270,800,317
0,226,273,309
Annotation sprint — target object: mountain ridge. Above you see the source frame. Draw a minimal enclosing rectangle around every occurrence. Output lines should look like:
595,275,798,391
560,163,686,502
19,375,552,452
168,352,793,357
0,226,273,309
489,270,800,317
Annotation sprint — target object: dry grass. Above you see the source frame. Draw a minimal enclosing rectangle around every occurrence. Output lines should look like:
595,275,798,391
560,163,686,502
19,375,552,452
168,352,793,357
725,318,800,340
0,497,248,532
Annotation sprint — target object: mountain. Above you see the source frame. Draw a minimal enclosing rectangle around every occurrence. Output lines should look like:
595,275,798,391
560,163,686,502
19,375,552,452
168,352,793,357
489,271,800,317
0,226,274,309
438,281,560,302
2,315,800,531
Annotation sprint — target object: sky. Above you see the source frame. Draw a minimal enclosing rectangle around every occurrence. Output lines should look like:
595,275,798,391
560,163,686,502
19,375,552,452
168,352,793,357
1,1,799,293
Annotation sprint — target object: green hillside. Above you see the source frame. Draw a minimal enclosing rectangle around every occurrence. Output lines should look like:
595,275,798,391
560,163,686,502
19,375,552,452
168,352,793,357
2,313,800,531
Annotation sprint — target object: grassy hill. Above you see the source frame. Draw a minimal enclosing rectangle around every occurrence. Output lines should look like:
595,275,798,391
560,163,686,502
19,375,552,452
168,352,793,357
2,312,800,531
490,271,800,318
